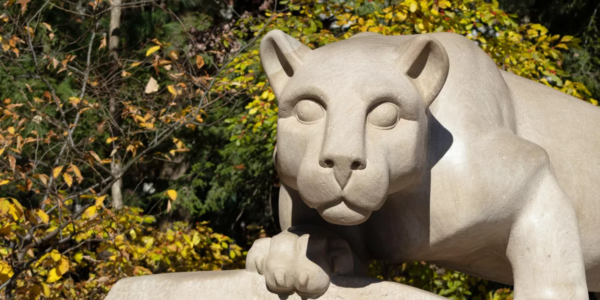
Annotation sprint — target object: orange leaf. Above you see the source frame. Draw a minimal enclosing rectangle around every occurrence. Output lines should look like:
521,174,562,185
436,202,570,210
196,55,205,69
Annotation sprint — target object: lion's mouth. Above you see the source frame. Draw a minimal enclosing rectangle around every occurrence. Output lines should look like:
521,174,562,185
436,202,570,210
316,198,372,226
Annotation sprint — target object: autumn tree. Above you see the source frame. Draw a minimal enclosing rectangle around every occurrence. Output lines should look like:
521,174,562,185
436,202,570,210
0,0,253,298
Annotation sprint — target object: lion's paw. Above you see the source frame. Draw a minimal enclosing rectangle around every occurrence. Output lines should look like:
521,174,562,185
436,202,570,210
245,226,354,296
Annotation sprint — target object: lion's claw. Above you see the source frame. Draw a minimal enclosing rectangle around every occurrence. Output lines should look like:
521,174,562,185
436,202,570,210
246,226,354,296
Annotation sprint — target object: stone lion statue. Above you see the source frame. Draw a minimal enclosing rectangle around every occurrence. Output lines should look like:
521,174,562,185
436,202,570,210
245,29,600,299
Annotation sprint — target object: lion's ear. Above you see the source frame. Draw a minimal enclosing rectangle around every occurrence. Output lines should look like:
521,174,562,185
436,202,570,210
260,30,311,97
397,35,449,107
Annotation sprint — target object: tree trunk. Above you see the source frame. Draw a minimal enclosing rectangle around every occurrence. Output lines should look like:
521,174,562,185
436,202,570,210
109,0,123,209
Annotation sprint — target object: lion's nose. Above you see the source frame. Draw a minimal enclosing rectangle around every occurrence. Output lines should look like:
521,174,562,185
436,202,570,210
319,156,366,189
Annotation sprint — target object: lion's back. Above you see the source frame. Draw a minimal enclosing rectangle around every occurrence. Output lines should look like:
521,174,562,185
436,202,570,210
503,70,600,285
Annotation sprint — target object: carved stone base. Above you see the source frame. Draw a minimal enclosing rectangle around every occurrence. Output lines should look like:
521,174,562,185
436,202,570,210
105,270,445,300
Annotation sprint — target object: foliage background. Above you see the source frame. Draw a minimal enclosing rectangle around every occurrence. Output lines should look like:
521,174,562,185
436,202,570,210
1,0,598,299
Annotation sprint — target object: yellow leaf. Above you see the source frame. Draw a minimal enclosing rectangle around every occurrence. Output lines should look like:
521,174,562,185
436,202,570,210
36,209,49,224
50,249,61,262
168,50,179,60
167,85,177,97
106,137,118,144
52,166,63,178
126,144,136,155
63,173,73,187
94,195,106,206
167,190,177,201
46,268,61,283
591,99,598,106
41,282,50,297
0,180,9,186
145,77,159,94
58,257,69,274
0,260,13,276
560,35,573,43
439,0,451,8
555,43,569,50
0,200,10,215
146,45,161,57
70,164,83,183
68,97,81,106
130,62,142,68
7,127,15,134
83,205,97,218
410,1,418,12
73,252,83,263
115,234,124,246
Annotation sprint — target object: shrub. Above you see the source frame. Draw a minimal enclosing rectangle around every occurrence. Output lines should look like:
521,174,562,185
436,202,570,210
0,197,244,299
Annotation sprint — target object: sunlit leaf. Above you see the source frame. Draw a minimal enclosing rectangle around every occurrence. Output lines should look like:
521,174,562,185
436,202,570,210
167,85,177,97
58,257,69,274
52,166,63,178
167,190,177,201
146,45,161,57
63,173,73,187
70,164,83,183
36,209,49,224
41,282,50,297
95,195,106,206
145,77,159,94
50,250,61,262
83,205,97,218
46,268,61,283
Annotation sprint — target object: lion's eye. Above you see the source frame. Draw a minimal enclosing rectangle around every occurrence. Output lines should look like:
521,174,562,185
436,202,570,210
368,102,399,128
295,100,324,123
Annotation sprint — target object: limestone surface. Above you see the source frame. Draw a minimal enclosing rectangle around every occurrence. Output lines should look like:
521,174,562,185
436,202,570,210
104,270,445,300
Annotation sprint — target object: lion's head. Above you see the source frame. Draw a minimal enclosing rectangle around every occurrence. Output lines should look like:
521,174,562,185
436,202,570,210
260,30,449,225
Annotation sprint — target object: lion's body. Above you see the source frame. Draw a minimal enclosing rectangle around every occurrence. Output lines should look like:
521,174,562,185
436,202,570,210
507,71,600,289
251,30,600,298
355,33,600,291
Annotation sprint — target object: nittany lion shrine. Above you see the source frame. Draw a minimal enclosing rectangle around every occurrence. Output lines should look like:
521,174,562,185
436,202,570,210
107,30,600,300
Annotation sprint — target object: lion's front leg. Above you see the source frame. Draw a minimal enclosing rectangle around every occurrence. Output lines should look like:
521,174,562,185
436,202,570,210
246,225,355,297
507,162,588,299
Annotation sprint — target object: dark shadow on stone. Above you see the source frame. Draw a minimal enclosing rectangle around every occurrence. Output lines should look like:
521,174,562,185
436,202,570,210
427,111,454,168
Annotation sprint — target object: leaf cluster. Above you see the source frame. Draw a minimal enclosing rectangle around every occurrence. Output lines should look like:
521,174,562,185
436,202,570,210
0,197,244,299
